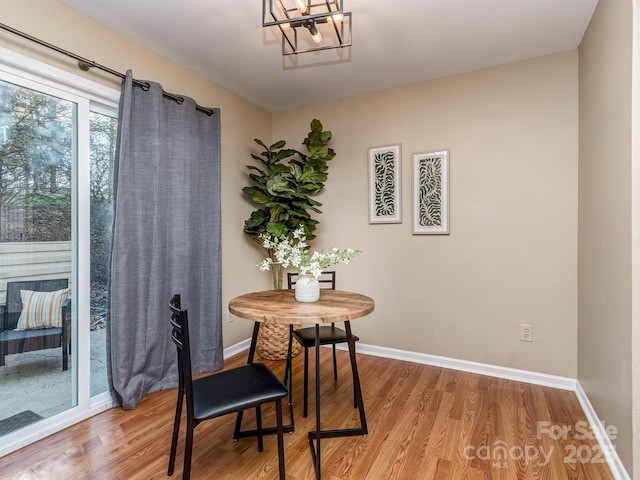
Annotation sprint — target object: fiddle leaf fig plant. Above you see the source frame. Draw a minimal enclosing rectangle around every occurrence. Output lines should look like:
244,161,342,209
243,119,334,241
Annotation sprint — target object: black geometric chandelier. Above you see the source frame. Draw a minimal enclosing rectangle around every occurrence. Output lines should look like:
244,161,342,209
262,0,352,55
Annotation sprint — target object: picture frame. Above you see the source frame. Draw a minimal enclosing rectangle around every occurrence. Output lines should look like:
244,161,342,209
412,149,449,234
368,144,402,224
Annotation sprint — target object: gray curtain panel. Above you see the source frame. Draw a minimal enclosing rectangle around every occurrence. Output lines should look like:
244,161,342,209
108,71,222,409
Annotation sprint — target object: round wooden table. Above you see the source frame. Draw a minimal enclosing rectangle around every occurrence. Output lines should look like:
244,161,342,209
229,289,375,480
229,289,374,325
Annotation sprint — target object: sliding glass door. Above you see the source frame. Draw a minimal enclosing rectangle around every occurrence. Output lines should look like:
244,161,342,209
89,109,116,397
0,77,76,428
0,47,119,455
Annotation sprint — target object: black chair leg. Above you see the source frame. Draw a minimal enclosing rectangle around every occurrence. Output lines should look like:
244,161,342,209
354,382,358,409
233,410,243,441
256,406,263,452
183,422,194,480
284,326,292,386
332,344,338,381
303,346,309,418
275,399,286,480
285,325,295,427
168,389,183,476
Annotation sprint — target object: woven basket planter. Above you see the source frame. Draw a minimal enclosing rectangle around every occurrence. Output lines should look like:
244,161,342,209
255,263,301,360
256,322,301,360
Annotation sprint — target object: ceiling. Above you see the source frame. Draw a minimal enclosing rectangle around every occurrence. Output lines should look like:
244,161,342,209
58,0,598,113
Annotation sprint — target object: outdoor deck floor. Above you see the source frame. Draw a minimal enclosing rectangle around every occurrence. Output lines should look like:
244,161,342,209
0,328,107,423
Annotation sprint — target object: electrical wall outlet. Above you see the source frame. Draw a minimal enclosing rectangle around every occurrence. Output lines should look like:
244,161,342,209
520,324,533,342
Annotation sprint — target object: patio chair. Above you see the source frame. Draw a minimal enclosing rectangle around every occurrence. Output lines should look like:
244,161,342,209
285,271,360,417
0,279,71,370
168,294,287,480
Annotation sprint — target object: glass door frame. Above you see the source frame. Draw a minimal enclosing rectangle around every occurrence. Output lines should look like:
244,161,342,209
0,45,119,457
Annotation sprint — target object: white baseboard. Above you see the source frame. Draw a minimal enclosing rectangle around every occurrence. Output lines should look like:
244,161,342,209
346,342,578,390
574,382,631,480
223,337,252,359
226,337,630,479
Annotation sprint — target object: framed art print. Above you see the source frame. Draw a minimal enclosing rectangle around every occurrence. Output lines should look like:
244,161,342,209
412,149,449,234
368,144,401,223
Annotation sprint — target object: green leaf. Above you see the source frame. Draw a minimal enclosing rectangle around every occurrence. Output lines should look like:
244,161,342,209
266,222,288,237
247,165,266,174
292,200,323,214
271,140,287,150
270,164,291,176
244,209,269,235
271,149,297,163
248,173,267,184
325,147,335,161
310,118,322,134
289,209,311,220
299,184,323,195
269,205,284,221
263,199,287,208
242,186,262,195
307,143,332,161
250,154,267,163
304,160,329,176
254,138,269,150
251,191,272,204
301,172,328,186
266,176,294,195
290,163,303,181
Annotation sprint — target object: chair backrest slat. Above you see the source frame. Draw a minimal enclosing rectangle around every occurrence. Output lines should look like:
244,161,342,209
169,294,193,406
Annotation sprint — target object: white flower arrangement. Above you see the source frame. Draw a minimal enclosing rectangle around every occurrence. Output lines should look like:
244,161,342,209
258,227,361,279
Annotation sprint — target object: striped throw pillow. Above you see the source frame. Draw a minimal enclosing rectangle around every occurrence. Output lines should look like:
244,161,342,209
15,288,71,330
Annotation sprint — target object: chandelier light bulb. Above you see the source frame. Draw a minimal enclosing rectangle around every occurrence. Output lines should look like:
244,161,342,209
328,13,343,23
280,22,291,30
295,0,309,15
308,23,322,44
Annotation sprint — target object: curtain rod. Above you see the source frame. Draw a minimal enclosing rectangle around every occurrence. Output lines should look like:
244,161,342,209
0,22,214,115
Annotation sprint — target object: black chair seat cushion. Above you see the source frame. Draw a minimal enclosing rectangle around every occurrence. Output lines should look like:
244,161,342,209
292,326,359,347
192,363,288,421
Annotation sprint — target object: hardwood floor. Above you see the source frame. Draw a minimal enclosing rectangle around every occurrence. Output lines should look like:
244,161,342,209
0,349,614,479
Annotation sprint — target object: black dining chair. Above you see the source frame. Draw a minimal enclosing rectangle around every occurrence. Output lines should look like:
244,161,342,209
168,294,288,480
285,271,359,417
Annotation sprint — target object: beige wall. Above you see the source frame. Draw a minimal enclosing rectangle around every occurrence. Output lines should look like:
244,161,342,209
274,51,579,377
579,0,635,474
0,0,271,346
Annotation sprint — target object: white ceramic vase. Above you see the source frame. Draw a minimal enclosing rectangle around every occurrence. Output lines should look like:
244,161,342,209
295,274,320,302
